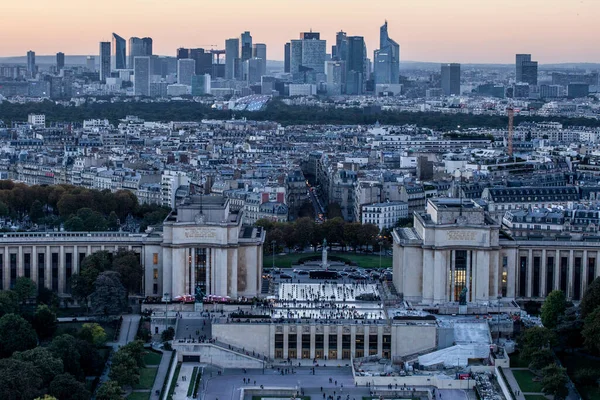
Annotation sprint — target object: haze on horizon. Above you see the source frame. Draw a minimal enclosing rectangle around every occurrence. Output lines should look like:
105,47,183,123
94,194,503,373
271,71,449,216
2,0,597,64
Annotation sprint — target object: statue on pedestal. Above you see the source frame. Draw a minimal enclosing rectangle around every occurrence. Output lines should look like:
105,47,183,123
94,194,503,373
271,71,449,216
459,287,468,305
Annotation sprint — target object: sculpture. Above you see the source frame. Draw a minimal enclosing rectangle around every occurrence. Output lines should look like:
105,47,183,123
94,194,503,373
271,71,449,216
459,287,468,305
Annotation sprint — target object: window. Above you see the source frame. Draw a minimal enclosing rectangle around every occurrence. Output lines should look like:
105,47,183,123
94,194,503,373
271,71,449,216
153,268,159,280
153,253,159,264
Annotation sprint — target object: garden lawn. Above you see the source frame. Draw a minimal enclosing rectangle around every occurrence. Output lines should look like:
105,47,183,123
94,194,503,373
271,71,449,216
524,395,547,400
512,370,543,393
509,352,529,368
133,367,158,390
266,252,392,269
127,393,150,400
143,351,162,365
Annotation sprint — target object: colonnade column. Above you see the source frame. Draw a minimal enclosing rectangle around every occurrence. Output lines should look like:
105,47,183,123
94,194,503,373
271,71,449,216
283,327,289,358
568,250,574,299
526,249,533,298
45,245,51,289
582,250,588,297
540,249,547,297
3,249,9,290
58,246,65,294
73,245,78,275
337,330,343,360
506,248,516,299
31,245,38,285
190,248,196,295
17,246,24,278
466,250,471,302
450,250,456,302
492,250,500,300
309,326,316,360
554,250,560,291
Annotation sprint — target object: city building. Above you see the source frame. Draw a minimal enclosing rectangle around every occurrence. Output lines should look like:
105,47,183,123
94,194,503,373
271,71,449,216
56,52,65,71
27,50,36,78
345,36,365,95
374,21,400,85
392,198,600,307
290,32,326,83
225,38,240,80
333,31,347,61
162,170,190,209
240,31,253,63
284,42,291,73
515,53,537,85
111,33,127,70
361,201,408,230
99,42,111,82
134,56,150,96
86,56,95,72
441,63,461,95
128,37,153,69
252,43,267,77
288,84,317,96
191,74,211,96
326,61,346,95
177,58,195,86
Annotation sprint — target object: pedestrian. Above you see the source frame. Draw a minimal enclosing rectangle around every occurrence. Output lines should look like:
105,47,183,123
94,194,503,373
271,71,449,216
321,387,323,392
254,380,256,385
335,380,337,386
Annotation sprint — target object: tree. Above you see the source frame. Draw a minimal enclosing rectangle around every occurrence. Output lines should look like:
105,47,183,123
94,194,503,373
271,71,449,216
64,215,85,231
37,286,59,308
49,334,83,380
13,347,64,387
49,373,90,400
121,340,145,368
0,290,19,317
96,380,122,400
79,323,107,346
519,326,557,364
114,190,138,220
581,277,600,318
35,396,59,400
0,358,44,400
0,313,38,357
294,217,314,249
528,348,555,371
541,290,567,328
0,201,9,217
75,338,103,376
327,203,343,219
541,364,569,400
112,250,143,294
162,326,175,342
107,211,119,230
555,306,584,351
90,271,127,316
29,199,45,223
14,276,36,303
582,307,600,354
72,251,113,304
33,304,57,339
109,350,139,387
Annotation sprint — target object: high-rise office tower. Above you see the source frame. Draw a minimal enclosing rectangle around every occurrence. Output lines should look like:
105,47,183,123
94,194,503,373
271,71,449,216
515,54,530,82
243,58,263,83
191,74,211,96
520,62,538,86
27,50,36,77
441,63,461,95
300,31,320,40
111,33,126,70
284,43,291,73
189,48,213,76
290,32,326,82
56,52,65,71
301,38,326,75
128,37,153,68
99,42,111,82
290,40,303,75
240,31,253,63
252,44,267,77
326,60,346,95
333,31,347,61
134,56,150,96
374,21,400,85
345,36,365,95
177,58,195,86
177,48,189,59
225,38,239,80
86,56,96,72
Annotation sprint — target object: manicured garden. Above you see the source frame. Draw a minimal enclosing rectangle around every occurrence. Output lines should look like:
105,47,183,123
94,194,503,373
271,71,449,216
524,395,548,400
512,370,544,393
127,392,150,400
133,367,159,390
265,252,392,269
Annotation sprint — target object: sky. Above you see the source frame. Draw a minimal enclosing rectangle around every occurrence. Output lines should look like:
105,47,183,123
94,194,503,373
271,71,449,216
2,0,598,63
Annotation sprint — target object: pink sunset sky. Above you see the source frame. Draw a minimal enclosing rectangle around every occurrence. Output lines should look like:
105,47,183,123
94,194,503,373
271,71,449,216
2,0,597,63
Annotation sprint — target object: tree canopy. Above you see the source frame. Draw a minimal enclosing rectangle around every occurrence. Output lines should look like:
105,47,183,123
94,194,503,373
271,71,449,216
0,358,44,400
49,373,90,400
90,271,128,316
541,290,567,328
582,307,600,354
0,313,38,357
581,277,600,318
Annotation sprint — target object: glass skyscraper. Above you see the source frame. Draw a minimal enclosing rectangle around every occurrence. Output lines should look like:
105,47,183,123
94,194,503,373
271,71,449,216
99,42,111,82
374,21,400,85
111,33,126,70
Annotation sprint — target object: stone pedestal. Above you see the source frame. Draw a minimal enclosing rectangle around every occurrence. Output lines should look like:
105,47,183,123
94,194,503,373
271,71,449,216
458,305,468,315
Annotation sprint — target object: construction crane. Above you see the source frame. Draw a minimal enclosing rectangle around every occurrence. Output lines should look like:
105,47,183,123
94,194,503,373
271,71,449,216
507,106,514,157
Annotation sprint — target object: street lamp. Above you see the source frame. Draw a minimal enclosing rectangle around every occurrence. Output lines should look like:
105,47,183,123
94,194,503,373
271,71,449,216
271,240,276,270
163,292,170,334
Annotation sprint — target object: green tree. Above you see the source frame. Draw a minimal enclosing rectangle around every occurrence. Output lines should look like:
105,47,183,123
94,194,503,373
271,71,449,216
49,334,83,380
528,348,555,371
90,271,127,316
121,340,145,368
582,307,600,353
541,364,569,400
0,201,9,217
33,304,57,339
541,290,567,328
343,222,361,252
49,373,91,400
0,290,19,317
75,338,103,376
96,380,122,400
13,347,64,387
35,396,59,400
162,326,175,342
29,199,45,223
327,202,343,219
519,326,557,364
37,286,59,308
14,276,36,303
79,323,107,346
109,350,139,386
0,313,38,357
112,250,143,294
114,190,138,220
107,211,119,230
581,277,600,318
72,251,113,304
0,358,44,400
294,217,314,249
64,216,85,231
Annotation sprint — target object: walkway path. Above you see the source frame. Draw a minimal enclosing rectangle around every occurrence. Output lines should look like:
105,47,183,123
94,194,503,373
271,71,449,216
150,349,173,399
502,369,527,400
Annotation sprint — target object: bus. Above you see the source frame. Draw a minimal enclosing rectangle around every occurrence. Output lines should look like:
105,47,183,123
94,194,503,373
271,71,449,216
309,270,339,279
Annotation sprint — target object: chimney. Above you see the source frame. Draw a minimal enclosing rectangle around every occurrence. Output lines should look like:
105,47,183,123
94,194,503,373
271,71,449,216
261,192,269,204
277,192,284,203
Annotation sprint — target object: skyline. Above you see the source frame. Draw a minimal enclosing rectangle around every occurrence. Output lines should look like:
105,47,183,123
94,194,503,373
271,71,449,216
2,0,598,64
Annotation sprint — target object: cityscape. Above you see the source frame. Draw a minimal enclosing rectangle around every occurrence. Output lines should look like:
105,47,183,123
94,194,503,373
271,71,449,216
1,2,600,400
